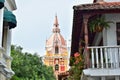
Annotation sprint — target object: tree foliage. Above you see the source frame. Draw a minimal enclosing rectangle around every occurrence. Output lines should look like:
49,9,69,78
11,45,56,80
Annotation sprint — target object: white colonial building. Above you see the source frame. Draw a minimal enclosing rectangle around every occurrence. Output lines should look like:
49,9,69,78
0,0,17,80
71,0,120,80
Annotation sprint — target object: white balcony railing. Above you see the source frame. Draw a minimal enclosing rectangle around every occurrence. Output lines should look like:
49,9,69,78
86,46,120,69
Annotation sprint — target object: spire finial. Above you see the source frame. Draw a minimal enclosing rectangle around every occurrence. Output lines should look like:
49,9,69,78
54,14,59,27
52,14,60,33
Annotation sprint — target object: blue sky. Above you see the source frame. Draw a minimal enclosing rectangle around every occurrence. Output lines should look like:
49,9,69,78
12,0,92,56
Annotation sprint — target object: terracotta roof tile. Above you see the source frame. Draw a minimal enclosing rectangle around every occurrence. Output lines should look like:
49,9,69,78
74,2,120,10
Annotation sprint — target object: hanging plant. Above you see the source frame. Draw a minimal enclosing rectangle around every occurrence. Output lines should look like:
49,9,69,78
89,16,114,32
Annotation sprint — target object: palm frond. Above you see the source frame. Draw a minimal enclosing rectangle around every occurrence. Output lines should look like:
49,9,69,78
89,16,113,32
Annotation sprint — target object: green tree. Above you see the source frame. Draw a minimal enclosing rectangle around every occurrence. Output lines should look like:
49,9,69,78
11,45,56,80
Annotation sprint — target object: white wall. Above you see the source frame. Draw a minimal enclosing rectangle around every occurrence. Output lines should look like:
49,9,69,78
103,14,120,46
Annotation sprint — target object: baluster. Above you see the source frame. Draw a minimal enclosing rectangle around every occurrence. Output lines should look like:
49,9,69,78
100,48,103,68
110,48,113,68
115,76,119,80
91,48,95,68
96,48,99,68
118,48,120,67
114,48,118,68
104,48,108,68
101,77,105,80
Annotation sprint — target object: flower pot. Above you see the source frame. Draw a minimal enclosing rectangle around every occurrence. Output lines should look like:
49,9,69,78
94,26,103,32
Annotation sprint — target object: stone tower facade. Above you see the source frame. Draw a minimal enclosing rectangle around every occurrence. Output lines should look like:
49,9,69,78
44,15,68,79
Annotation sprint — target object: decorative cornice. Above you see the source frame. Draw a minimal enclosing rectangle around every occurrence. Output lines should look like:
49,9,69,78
3,53,13,60
4,68,14,79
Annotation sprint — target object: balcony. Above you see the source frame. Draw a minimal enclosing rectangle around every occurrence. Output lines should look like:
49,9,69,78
83,46,120,76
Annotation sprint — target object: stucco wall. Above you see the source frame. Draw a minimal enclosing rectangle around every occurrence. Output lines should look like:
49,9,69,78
103,14,120,46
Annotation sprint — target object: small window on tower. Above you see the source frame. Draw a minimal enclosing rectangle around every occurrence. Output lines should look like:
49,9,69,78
55,46,59,54
55,64,59,71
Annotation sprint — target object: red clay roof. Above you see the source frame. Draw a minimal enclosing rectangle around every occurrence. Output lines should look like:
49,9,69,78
74,2,120,10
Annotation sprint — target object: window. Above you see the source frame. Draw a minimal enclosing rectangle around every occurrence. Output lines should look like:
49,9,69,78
55,46,59,54
116,22,120,45
55,64,59,71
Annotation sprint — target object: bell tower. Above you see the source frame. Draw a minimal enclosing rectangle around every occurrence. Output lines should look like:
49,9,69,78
44,15,69,79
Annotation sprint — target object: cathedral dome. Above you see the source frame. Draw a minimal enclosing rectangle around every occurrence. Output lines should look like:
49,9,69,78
46,33,66,46
46,16,67,54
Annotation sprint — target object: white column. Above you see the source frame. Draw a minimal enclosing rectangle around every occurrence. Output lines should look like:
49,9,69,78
2,27,7,50
0,8,4,47
2,27,12,56
6,29,12,56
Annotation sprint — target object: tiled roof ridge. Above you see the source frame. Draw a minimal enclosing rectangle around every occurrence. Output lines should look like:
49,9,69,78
74,2,120,10
75,2,120,7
